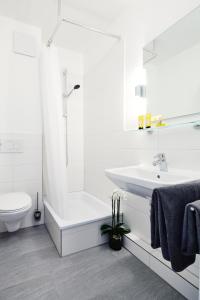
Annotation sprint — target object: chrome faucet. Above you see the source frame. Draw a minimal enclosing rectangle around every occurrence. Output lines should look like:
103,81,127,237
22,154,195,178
152,153,168,172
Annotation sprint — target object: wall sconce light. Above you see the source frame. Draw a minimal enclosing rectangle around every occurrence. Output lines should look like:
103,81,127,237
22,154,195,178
135,85,146,98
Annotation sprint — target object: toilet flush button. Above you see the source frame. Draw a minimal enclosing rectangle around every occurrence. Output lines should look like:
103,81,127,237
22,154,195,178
0,139,23,153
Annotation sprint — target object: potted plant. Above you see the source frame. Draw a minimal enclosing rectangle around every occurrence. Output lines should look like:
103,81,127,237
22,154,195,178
101,190,130,251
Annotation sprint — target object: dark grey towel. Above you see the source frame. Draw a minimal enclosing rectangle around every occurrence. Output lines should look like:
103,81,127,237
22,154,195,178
151,182,200,272
182,200,200,255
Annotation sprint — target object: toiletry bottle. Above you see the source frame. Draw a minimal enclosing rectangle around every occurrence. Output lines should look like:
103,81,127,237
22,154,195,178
138,115,144,130
152,115,161,127
155,115,167,127
145,113,152,129
152,115,167,127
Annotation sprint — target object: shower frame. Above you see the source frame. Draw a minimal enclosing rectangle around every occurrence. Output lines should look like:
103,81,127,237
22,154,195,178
47,0,121,47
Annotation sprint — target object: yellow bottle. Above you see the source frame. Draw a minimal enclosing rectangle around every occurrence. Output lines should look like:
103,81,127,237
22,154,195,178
151,115,167,127
155,115,167,127
138,115,144,130
145,113,152,129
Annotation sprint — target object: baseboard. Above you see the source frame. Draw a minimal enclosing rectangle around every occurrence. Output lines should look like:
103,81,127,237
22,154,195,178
124,235,199,300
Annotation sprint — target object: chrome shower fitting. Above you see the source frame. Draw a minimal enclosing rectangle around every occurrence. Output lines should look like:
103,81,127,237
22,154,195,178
63,84,80,98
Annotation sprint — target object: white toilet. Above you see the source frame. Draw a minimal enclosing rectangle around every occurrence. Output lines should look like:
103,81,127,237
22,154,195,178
0,192,32,232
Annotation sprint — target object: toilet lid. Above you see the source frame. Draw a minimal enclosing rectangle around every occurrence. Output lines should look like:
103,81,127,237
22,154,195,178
0,192,32,212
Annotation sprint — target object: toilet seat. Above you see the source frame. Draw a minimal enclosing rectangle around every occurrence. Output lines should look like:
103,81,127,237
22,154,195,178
0,192,32,213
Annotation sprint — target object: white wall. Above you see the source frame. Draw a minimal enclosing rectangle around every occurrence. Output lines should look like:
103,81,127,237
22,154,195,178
84,0,200,201
57,47,84,193
84,0,200,291
111,0,200,130
0,17,43,232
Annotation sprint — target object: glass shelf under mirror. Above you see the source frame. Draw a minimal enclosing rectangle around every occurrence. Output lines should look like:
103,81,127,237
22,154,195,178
126,119,200,133
138,120,200,133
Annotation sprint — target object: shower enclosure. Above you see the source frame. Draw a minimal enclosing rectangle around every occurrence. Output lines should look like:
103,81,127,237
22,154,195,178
40,0,121,256
40,43,112,256
40,45,67,218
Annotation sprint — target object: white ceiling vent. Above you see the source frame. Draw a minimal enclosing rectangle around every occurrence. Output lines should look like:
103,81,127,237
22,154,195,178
13,31,36,57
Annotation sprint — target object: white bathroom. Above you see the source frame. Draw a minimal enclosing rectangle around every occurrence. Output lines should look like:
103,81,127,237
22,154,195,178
0,0,200,299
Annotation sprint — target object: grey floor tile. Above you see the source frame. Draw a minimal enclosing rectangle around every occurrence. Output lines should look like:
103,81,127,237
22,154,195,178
0,225,185,300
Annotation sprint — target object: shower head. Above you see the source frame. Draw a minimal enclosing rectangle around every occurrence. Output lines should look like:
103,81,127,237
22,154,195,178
64,84,80,98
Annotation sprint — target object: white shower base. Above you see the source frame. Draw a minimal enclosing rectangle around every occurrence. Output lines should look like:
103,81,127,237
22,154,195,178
44,192,111,256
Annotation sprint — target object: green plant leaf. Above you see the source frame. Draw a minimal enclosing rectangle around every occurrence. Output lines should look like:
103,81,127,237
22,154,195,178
117,224,130,230
100,224,112,231
101,228,113,235
115,224,131,235
116,223,124,228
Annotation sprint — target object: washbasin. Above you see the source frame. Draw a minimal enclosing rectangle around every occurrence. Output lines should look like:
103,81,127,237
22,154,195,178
105,165,200,198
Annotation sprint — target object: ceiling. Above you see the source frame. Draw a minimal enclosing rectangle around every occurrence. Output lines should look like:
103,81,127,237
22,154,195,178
0,0,133,62
62,0,133,22
0,0,133,33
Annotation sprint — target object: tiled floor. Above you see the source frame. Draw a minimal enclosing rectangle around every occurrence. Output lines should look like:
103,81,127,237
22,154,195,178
0,225,185,300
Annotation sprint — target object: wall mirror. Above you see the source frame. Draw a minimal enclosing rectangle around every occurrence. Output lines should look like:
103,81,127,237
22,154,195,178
143,5,200,120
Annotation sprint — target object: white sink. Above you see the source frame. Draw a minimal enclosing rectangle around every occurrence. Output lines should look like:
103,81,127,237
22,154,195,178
105,165,200,198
